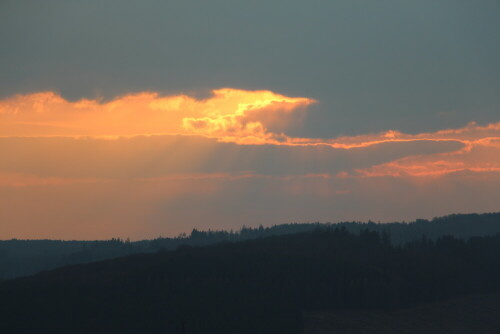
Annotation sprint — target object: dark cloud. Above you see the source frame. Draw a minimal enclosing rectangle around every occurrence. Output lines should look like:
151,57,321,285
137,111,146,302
1,0,499,136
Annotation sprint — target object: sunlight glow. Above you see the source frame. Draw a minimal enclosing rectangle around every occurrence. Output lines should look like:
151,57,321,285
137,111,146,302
1,90,499,179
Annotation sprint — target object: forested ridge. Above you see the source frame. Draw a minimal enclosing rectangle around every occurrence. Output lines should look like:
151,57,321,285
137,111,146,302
1,212,499,279
1,214,500,333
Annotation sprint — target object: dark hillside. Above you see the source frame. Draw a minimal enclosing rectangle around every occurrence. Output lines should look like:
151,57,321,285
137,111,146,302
1,229,500,333
304,293,500,334
1,212,499,279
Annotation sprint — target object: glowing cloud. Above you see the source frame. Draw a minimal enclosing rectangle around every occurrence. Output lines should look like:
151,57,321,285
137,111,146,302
1,89,499,180
182,89,314,144
0,89,315,142
294,122,500,178
351,137,500,178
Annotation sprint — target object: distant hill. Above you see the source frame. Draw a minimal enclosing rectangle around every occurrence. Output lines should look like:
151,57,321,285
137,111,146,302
1,226,500,333
1,212,499,279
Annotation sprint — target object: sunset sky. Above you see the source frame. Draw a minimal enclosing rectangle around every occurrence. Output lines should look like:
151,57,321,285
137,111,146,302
1,1,499,240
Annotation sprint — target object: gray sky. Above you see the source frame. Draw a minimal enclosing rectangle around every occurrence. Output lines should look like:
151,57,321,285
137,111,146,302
2,0,500,137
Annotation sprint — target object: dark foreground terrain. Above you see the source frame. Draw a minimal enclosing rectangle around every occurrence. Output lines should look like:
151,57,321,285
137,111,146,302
304,293,500,334
1,222,500,333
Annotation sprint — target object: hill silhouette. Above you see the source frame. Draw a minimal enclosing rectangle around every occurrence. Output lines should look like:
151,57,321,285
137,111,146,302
1,212,499,279
1,219,500,333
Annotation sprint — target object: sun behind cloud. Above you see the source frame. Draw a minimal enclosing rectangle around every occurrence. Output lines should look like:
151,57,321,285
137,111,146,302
0,89,315,143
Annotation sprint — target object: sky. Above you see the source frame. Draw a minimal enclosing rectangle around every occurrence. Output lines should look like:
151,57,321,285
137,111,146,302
1,0,499,240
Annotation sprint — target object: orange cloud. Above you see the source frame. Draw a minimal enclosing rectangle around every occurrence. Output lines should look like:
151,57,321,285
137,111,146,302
287,122,500,149
288,122,500,179
182,89,313,144
0,89,314,142
347,135,500,178
1,90,499,180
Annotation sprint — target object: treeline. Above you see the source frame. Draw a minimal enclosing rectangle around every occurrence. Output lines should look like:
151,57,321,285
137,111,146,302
1,227,500,333
0,212,499,279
